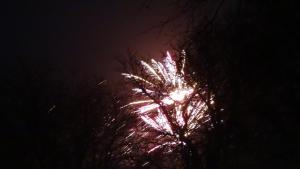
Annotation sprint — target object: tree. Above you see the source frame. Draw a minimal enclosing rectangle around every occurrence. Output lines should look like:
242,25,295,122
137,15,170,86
173,1,299,169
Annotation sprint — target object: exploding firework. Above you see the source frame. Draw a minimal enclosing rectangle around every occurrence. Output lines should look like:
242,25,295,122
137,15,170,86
122,50,212,153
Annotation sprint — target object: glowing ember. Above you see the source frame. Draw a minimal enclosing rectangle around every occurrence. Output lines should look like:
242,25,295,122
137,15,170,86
122,50,211,153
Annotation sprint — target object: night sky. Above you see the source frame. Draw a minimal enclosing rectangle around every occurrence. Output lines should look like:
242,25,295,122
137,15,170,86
3,0,180,83
2,1,183,167
2,1,299,169
3,0,175,162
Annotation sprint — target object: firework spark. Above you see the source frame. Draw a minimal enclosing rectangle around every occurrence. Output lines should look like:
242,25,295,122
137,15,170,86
122,50,211,153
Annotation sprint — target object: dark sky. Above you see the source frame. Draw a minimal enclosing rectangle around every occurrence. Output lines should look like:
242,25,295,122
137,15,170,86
2,2,299,169
3,0,182,85
1,1,183,164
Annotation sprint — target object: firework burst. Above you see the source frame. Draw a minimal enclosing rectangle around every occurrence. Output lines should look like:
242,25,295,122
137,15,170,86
122,50,212,153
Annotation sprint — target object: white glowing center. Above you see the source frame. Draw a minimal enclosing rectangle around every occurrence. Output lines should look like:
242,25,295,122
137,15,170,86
169,88,193,102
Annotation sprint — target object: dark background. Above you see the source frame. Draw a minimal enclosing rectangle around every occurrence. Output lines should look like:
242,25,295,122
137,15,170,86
2,1,181,168
1,0,300,169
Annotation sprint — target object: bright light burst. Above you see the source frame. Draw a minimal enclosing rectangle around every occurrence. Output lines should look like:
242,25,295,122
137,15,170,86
122,50,211,153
